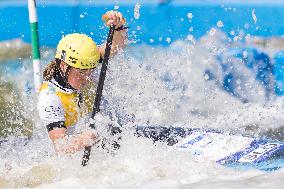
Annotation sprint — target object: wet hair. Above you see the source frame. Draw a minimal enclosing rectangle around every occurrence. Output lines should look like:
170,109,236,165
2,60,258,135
43,58,71,81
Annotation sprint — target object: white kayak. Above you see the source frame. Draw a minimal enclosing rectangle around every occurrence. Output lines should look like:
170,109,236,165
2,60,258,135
134,125,284,172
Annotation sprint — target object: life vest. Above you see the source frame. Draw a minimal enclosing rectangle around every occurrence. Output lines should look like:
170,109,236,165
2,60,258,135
39,80,80,127
37,79,95,130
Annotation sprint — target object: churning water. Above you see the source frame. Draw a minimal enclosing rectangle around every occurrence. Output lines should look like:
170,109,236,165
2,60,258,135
0,31,284,188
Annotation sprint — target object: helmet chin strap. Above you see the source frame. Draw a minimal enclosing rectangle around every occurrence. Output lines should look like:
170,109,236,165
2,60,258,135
55,58,76,91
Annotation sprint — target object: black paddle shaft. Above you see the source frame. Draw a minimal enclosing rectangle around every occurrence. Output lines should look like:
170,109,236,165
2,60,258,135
82,25,116,166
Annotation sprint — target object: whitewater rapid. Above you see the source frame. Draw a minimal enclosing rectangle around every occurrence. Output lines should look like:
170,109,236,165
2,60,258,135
0,31,284,188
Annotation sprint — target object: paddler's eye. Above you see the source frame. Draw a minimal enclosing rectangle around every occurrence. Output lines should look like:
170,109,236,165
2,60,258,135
78,70,88,76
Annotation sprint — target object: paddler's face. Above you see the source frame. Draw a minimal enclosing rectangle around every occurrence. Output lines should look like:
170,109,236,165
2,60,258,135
60,61,94,90
67,67,93,90
57,63,91,91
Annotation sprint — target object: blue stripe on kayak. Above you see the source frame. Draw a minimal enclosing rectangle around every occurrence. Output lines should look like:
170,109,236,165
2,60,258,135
217,140,284,164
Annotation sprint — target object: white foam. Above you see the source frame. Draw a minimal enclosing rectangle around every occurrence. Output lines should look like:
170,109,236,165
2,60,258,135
0,32,284,188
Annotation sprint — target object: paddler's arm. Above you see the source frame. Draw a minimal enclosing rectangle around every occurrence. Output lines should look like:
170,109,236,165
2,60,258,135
98,10,128,58
38,87,97,153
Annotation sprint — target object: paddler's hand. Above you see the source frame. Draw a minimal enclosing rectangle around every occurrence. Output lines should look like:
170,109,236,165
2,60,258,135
102,10,126,29
80,132,98,147
55,131,98,154
99,10,128,58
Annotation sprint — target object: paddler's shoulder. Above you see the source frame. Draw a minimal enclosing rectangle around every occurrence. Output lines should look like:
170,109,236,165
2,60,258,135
39,79,75,95
39,81,56,95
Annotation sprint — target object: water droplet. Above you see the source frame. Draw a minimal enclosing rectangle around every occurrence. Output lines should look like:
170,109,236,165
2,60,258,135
134,2,141,19
233,36,239,42
230,30,235,35
204,74,209,80
114,0,119,10
243,51,248,58
252,9,257,23
209,28,216,36
166,37,171,43
186,35,196,44
187,13,193,19
217,20,224,28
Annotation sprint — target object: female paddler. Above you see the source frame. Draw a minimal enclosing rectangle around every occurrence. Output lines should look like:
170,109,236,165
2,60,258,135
37,11,127,153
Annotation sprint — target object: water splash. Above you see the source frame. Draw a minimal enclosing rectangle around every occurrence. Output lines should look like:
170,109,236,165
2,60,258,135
0,32,284,188
252,9,257,24
134,2,141,20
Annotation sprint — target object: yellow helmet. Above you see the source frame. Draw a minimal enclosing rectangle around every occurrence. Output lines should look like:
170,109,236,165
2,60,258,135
55,33,100,69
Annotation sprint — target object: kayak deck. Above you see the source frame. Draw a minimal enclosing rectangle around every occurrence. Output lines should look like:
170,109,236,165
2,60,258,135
134,125,284,171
